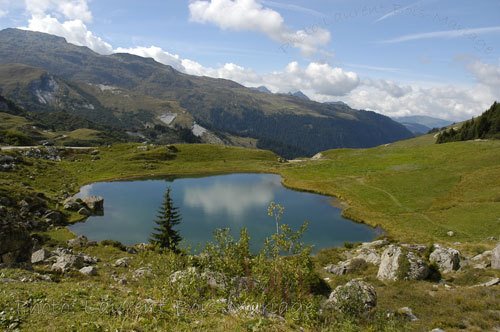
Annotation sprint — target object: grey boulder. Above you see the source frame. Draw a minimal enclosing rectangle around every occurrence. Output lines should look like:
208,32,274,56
429,244,461,273
377,245,429,281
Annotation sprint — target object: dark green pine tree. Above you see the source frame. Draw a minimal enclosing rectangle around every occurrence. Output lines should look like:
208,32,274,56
150,187,182,252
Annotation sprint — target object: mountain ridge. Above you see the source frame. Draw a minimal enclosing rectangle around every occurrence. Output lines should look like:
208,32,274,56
0,28,413,158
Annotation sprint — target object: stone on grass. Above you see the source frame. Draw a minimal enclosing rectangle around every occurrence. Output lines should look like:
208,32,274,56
429,244,461,273
397,307,418,321
31,248,51,264
492,243,500,269
133,267,152,278
324,280,377,316
377,245,429,281
79,266,97,276
51,254,84,272
114,257,131,267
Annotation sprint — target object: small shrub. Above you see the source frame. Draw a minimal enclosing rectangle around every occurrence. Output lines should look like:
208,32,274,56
423,243,435,261
349,258,368,273
100,239,126,251
396,248,411,280
344,241,355,249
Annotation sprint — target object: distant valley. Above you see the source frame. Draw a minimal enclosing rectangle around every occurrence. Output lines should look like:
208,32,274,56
393,115,454,135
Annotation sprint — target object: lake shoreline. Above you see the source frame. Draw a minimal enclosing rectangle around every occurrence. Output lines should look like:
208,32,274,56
68,172,380,250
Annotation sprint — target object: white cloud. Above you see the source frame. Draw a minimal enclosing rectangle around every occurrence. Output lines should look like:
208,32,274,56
263,62,359,96
183,59,359,96
467,60,500,89
20,0,112,54
189,0,330,55
380,26,500,44
25,0,92,22
334,70,498,121
363,79,413,98
22,15,113,54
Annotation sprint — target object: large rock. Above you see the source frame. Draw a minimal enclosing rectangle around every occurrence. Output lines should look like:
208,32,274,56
82,196,104,213
51,254,84,272
31,248,52,264
353,248,381,265
324,280,377,315
429,244,461,273
377,245,429,281
492,244,500,270
63,197,82,211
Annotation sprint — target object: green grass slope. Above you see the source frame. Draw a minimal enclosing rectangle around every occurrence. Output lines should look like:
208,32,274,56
280,135,500,244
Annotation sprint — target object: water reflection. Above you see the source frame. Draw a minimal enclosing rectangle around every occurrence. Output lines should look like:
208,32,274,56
69,174,377,251
183,180,276,219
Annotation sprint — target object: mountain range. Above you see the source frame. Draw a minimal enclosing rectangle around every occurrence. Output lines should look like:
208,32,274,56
0,28,413,158
394,115,453,135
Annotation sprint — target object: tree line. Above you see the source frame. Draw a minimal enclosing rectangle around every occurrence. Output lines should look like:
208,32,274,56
437,102,500,143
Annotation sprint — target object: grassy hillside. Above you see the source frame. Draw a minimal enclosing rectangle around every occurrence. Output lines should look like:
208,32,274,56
280,136,500,244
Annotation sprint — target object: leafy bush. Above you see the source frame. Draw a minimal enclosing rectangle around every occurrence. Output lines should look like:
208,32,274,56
100,239,126,251
0,129,33,146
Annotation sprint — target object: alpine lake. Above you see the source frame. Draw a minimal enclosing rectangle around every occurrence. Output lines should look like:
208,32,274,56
69,173,378,252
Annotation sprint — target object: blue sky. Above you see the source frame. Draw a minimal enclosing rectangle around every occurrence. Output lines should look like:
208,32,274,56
0,0,499,120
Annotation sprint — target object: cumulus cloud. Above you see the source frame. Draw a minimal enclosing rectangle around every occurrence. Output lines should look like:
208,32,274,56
23,15,113,54
25,0,92,22
334,67,499,121
363,79,413,98
184,59,359,97
466,60,500,89
262,62,359,96
189,0,330,55
20,0,112,54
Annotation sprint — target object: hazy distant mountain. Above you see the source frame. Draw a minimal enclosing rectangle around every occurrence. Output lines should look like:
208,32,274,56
0,28,413,158
288,91,310,101
250,86,272,94
394,115,453,129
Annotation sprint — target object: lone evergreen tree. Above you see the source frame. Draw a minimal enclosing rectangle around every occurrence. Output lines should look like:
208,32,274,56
150,187,182,251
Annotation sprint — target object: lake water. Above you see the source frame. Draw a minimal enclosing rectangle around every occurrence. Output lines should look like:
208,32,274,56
69,173,377,252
